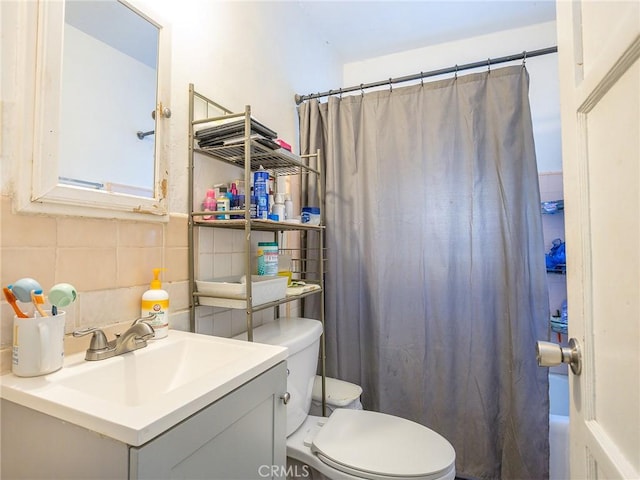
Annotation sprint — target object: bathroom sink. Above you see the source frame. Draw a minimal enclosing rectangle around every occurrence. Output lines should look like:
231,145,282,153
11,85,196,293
0,330,287,446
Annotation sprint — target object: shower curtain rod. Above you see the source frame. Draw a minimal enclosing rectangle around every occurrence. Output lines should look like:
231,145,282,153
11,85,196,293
294,46,557,104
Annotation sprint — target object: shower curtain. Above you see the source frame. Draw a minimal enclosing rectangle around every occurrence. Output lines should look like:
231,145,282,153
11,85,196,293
298,66,550,480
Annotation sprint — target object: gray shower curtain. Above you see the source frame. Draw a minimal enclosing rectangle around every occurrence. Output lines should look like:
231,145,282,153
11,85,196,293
298,66,550,480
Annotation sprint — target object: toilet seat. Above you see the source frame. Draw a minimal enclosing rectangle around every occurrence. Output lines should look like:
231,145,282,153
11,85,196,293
308,409,455,480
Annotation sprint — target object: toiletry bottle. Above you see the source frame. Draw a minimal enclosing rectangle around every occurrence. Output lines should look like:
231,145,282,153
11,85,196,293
272,193,285,222
250,187,257,219
216,187,230,219
203,189,216,220
284,194,293,220
254,166,269,220
268,184,275,216
230,183,240,218
141,268,169,339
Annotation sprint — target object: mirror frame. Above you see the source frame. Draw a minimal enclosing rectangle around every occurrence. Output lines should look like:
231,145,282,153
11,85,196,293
15,0,171,221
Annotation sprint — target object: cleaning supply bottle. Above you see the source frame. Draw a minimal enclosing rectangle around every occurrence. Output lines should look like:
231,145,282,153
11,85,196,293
141,268,169,339
254,166,269,220
257,242,279,275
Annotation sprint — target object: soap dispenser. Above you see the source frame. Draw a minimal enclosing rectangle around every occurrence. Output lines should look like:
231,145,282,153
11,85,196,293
141,268,169,339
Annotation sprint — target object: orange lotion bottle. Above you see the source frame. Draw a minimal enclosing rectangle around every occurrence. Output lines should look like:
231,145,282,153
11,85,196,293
141,268,169,339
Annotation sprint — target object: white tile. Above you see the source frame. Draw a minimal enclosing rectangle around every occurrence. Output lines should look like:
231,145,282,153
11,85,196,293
212,253,232,277
212,310,232,337
169,310,190,332
198,229,214,254
231,309,249,336
198,253,215,280
213,230,234,253
195,311,214,335
230,252,248,276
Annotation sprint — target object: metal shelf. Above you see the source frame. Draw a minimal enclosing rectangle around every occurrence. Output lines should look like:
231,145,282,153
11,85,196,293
188,83,327,415
193,285,324,311
192,217,324,232
194,144,320,177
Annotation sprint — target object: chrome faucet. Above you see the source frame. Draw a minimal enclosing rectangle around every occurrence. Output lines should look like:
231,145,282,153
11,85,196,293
73,315,156,361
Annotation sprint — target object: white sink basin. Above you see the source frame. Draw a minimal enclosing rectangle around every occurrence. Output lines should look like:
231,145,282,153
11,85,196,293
0,330,287,446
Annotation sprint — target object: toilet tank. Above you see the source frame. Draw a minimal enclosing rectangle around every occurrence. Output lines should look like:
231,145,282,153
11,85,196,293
233,317,323,436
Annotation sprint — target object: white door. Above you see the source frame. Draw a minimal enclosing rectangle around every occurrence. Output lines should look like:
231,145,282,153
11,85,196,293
556,1,640,478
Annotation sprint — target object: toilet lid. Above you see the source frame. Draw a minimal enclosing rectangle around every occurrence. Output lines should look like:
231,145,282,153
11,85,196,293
311,409,455,480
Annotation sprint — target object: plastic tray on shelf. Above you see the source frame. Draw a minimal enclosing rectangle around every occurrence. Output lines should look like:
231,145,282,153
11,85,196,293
195,275,287,308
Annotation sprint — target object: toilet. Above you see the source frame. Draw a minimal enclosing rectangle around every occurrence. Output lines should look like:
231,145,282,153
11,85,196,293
235,318,456,480
310,375,363,416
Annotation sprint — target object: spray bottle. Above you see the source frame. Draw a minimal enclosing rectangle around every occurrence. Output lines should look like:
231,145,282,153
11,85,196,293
141,268,169,339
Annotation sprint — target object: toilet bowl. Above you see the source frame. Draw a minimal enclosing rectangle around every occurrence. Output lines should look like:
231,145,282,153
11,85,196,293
234,317,456,480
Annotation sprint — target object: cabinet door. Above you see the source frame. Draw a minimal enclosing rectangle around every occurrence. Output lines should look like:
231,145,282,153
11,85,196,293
130,362,287,479
1,399,129,479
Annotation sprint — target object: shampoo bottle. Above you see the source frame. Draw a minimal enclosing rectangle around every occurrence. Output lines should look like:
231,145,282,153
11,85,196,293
203,189,216,221
141,268,169,339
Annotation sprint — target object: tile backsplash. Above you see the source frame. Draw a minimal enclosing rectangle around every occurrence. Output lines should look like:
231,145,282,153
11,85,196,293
0,195,189,373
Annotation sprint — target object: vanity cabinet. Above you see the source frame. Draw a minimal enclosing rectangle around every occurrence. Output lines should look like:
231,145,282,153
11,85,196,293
1,362,287,480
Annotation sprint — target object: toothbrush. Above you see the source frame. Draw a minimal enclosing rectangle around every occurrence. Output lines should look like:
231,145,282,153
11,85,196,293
30,289,48,317
3,287,28,318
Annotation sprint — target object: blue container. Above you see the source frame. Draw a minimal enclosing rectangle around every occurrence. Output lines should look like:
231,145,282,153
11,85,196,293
301,206,321,225
254,169,269,220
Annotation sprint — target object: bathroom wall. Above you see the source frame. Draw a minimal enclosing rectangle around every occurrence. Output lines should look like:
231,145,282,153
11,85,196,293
0,0,342,373
1,2,560,373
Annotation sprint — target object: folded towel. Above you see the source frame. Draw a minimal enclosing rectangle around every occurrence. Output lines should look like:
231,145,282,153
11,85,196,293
286,283,321,296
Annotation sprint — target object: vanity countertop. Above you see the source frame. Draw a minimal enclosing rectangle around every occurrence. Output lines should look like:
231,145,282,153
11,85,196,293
0,330,287,446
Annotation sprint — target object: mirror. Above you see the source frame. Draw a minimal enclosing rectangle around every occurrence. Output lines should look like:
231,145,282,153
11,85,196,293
16,0,170,220
60,0,158,197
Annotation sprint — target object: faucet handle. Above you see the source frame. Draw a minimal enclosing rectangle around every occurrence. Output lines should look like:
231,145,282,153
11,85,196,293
132,314,156,326
72,327,109,351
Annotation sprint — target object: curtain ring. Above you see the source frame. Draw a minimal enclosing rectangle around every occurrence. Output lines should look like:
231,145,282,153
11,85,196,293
487,58,491,73
360,83,364,97
420,72,424,87
339,88,343,99
454,64,458,79
522,50,527,68
389,78,393,92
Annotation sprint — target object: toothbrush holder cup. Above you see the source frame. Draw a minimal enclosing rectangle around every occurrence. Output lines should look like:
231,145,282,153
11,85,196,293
12,311,65,377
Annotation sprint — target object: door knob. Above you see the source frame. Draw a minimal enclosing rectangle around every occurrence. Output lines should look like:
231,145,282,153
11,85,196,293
536,338,582,375
151,103,171,119
280,392,291,405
